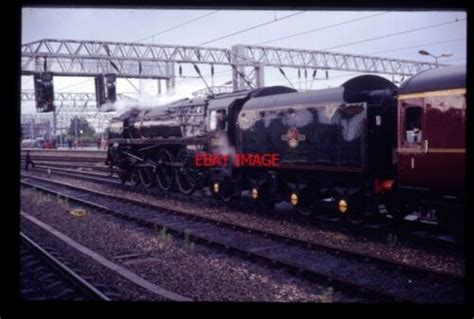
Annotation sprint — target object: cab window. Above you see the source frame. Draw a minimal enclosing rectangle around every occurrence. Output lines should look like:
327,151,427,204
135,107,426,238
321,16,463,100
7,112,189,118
404,106,423,144
209,109,227,131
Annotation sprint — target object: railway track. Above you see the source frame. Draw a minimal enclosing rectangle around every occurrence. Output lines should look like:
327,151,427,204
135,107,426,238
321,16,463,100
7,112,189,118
20,232,111,301
23,162,463,253
21,217,191,302
24,161,118,175
20,174,464,303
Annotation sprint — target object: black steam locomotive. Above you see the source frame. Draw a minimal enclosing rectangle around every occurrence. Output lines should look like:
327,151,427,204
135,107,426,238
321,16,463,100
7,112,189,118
106,66,465,230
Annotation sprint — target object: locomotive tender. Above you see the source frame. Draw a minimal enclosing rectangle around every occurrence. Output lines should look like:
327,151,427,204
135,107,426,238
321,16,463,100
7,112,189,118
106,65,465,231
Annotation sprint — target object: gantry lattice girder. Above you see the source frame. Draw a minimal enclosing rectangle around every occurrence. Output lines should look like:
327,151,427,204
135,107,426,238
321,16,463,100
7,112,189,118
22,39,442,79
21,91,121,133
21,112,114,122
22,39,232,64
21,111,116,132
192,85,234,97
231,45,445,76
21,39,227,79
21,92,136,102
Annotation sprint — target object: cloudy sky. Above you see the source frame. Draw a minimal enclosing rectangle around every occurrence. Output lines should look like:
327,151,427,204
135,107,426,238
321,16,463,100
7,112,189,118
21,7,467,116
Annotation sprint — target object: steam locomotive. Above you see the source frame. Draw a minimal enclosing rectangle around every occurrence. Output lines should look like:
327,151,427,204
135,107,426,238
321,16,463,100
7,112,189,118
106,65,465,232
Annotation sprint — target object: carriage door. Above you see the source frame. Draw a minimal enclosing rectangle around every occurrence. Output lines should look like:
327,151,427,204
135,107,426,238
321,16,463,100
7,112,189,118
397,98,428,187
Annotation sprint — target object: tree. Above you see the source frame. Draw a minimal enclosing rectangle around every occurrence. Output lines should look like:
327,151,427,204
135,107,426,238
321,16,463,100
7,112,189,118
67,116,96,139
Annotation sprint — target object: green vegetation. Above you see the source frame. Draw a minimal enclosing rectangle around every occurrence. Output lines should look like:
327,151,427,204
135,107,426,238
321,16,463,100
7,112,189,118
387,233,399,247
183,228,195,252
24,188,70,208
67,116,96,138
158,226,173,242
321,287,335,303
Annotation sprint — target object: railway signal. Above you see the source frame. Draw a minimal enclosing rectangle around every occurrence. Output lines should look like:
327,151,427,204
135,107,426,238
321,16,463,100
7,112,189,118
95,73,117,107
34,72,55,113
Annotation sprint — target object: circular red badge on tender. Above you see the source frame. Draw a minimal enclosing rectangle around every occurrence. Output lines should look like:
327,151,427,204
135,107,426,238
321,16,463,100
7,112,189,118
288,127,299,148
282,127,306,148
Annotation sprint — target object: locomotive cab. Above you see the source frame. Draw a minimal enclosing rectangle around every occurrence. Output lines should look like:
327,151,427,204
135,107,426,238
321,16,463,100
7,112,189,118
205,86,296,201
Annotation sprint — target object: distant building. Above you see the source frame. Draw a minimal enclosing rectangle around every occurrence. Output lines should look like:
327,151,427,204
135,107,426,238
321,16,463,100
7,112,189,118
21,121,51,140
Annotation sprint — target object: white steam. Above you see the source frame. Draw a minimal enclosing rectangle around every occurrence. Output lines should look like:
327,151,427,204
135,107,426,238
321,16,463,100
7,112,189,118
340,112,364,142
99,88,191,115
282,108,314,127
319,104,339,125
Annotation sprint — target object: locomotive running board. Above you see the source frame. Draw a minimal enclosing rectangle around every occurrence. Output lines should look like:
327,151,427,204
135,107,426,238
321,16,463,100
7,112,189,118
110,137,206,146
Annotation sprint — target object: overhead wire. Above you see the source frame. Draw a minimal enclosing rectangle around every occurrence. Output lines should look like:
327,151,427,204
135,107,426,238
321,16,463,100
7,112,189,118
132,11,221,95
130,13,467,94
181,34,466,88
40,12,221,97
76,12,464,95
56,79,93,91
38,12,222,97
197,11,306,46
179,12,388,83
177,9,308,89
322,18,466,51
441,57,466,63
256,12,389,46
25,12,466,94
367,38,466,55
269,53,466,88
195,15,466,87
136,10,220,43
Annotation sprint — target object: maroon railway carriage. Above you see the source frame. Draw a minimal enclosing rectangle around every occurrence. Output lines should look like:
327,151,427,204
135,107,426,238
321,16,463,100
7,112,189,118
388,65,466,232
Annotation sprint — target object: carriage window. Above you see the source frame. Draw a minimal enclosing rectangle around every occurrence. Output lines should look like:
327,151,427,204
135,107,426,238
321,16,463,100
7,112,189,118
404,106,423,144
209,110,227,131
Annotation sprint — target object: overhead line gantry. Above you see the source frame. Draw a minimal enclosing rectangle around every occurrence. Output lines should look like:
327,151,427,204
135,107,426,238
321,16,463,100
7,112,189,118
22,39,443,92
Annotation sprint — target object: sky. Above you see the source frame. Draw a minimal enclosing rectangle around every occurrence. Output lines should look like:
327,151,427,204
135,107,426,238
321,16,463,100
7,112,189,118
21,7,467,126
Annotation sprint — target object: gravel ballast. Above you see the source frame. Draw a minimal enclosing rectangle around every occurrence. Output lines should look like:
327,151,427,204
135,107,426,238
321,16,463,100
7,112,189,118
21,187,357,302
25,171,464,277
